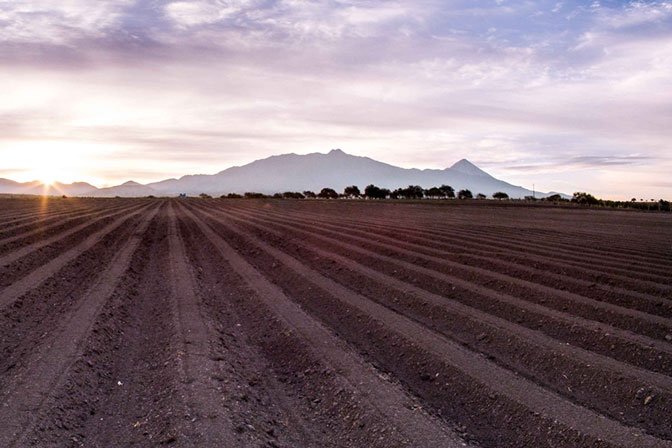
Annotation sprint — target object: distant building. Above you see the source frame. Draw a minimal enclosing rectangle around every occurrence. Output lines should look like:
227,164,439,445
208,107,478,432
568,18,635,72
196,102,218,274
178,193,187,198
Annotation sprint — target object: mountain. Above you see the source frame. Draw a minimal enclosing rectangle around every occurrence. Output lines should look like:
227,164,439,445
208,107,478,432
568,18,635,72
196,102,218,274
0,150,560,199
0,179,97,196
84,181,158,198
146,149,542,198
450,159,492,178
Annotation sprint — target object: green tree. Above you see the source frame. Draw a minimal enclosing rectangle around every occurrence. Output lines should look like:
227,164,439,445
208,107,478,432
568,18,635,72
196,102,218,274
364,184,386,199
244,192,267,199
457,189,473,199
344,185,361,198
439,185,455,198
283,191,305,199
493,192,509,200
571,192,600,206
425,187,443,198
318,187,339,199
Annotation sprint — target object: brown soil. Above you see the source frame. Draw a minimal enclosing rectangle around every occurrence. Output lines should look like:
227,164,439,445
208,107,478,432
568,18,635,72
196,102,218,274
0,196,670,447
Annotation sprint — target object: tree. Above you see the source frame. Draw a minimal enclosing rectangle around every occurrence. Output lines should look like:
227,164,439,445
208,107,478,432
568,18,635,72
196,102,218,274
543,194,562,202
571,192,600,206
390,188,402,199
476,193,486,199
493,192,509,200
344,185,361,198
303,190,317,199
225,193,242,198
393,185,424,199
244,192,267,199
407,185,424,199
439,185,455,198
283,191,305,199
318,187,338,199
272,193,283,198
425,187,443,198
364,184,386,199
199,193,212,199
457,189,473,199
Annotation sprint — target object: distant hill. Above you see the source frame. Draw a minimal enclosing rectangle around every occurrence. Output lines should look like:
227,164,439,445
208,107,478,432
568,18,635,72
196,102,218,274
147,149,545,198
0,179,97,196
86,181,159,198
0,150,565,199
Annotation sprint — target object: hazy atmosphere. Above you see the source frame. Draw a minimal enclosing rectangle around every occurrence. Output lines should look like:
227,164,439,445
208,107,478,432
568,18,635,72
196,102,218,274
2,0,671,199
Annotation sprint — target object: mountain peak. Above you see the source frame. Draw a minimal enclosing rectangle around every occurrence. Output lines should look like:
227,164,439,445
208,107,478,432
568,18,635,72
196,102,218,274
122,180,141,186
328,148,346,156
450,159,490,177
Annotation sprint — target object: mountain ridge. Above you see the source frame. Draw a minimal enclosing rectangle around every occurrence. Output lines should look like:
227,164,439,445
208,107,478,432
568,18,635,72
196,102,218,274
0,150,562,198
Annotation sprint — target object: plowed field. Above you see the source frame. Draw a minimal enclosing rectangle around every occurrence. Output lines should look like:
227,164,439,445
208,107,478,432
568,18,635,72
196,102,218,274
0,197,670,448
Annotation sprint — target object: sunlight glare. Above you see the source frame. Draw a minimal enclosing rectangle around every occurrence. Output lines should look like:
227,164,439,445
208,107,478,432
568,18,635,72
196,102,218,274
1,140,92,185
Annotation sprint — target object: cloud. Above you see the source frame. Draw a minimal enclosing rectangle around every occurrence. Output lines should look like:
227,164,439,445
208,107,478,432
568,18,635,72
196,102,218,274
0,1,133,44
0,0,670,198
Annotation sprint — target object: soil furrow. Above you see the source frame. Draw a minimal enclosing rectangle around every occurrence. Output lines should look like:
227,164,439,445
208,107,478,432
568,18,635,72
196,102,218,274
0,206,149,386
230,201,672,286
222,205,672,341
0,203,160,447
203,203,672,436
211,203,672,373
33,204,179,447
178,201,471,448
243,202,672,288
0,202,153,310
249,200,672,270
175,211,343,447
0,200,94,228
187,202,671,448
225,203,672,304
0,201,132,246
0,202,145,264
164,202,239,446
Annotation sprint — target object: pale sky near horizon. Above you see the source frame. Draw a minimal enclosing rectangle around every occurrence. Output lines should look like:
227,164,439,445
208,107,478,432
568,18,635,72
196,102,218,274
1,0,671,199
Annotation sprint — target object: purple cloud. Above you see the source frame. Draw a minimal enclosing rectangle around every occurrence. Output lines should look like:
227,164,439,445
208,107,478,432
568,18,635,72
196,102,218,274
0,0,670,199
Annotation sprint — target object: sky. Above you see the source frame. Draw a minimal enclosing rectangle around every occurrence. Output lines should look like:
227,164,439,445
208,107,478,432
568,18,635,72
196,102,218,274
1,0,671,199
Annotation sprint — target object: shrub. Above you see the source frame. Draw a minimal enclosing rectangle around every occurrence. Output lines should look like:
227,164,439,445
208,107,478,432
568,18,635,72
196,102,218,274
303,190,317,199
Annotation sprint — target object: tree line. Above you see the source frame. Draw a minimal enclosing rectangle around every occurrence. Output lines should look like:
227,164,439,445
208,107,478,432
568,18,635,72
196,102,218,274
214,184,503,200
198,187,670,212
